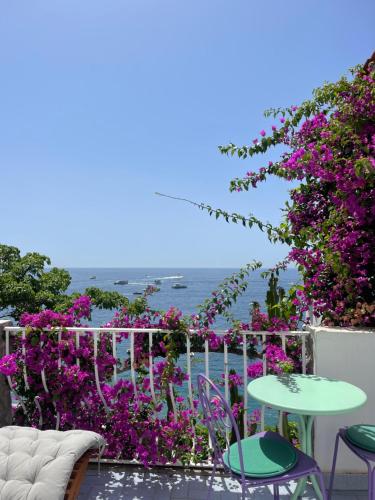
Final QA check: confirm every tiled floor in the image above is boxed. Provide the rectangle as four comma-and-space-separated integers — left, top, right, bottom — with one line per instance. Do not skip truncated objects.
78, 466, 367, 499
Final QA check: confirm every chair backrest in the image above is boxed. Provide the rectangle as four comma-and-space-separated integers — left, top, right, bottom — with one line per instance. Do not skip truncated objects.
197, 373, 245, 475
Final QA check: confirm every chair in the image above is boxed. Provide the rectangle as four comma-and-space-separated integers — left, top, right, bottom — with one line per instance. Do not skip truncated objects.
328, 425, 375, 500
0, 426, 105, 500
197, 374, 327, 500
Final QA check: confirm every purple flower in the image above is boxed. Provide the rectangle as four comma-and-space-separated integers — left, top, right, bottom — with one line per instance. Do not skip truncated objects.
0, 354, 17, 376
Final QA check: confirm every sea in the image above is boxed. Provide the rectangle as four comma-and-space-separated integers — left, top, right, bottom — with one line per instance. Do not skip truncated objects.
66, 267, 300, 328
66, 268, 300, 423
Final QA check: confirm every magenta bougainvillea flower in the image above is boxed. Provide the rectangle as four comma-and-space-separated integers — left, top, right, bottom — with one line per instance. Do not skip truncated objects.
0, 354, 17, 376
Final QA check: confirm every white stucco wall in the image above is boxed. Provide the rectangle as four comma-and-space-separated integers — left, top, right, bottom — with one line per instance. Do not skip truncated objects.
311, 326, 375, 473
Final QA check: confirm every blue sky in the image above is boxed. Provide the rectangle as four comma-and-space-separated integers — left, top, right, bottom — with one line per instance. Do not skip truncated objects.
1, 0, 374, 268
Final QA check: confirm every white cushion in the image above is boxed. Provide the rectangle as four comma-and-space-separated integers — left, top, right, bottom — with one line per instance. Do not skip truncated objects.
0, 426, 105, 500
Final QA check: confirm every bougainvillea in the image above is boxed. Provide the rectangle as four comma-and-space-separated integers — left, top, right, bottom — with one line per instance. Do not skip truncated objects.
218, 56, 375, 326
0, 281, 304, 465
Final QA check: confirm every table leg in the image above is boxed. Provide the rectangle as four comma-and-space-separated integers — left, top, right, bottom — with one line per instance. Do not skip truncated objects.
291, 415, 324, 500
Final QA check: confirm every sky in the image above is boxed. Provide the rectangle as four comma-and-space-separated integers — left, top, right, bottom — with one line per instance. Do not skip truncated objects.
0, 0, 374, 268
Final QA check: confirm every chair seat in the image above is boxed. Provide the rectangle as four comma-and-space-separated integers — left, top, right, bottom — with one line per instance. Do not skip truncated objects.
346, 424, 375, 453
223, 432, 298, 478
0, 426, 105, 500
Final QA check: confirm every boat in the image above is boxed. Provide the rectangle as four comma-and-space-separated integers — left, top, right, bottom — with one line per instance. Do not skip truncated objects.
159, 275, 184, 280
114, 280, 128, 285
133, 291, 142, 295
154, 279, 162, 285
89, 275, 96, 280
172, 283, 187, 289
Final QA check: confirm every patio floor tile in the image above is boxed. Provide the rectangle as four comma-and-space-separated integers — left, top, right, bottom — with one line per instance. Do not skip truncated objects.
78, 465, 366, 499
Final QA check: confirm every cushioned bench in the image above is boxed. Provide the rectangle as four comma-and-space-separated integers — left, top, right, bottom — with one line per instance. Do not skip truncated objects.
0, 426, 105, 500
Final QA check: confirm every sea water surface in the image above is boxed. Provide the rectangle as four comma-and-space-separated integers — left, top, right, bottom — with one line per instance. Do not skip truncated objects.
67, 267, 300, 327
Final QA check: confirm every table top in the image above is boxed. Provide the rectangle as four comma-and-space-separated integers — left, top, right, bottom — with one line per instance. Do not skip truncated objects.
247, 374, 367, 416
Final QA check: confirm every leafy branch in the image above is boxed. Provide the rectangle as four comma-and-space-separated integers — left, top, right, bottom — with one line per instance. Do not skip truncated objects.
194, 261, 262, 329
155, 192, 287, 243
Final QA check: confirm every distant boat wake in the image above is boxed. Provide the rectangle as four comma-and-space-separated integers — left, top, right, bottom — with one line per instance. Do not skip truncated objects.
158, 275, 184, 280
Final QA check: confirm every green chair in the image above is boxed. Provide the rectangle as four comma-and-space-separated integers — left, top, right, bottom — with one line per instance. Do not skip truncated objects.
329, 425, 375, 499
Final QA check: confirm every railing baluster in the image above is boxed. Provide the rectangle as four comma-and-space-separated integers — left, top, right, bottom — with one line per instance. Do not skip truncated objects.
260, 405, 265, 433
22, 330, 44, 425
75, 331, 80, 368
242, 332, 248, 438
262, 333, 267, 375
130, 331, 138, 398
55, 329, 63, 429
22, 330, 30, 391
93, 331, 109, 411
186, 335, 194, 411
281, 332, 286, 353
186, 334, 196, 450
5, 328, 28, 418
169, 382, 177, 421
223, 341, 230, 444
204, 338, 212, 449
223, 341, 229, 403
302, 333, 307, 375
204, 339, 209, 395
5, 328, 9, 356
148, 331, 157, 405
40, 340, 49, 395
5, 328, 12, 391
279, 331, 286, 436
57, 329, 62, 370
112, 331, 117, 383
261, 333, 267, 432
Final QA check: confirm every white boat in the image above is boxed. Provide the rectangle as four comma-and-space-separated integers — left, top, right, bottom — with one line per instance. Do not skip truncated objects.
159, 275, 184, 280
114, 280, 128, 285
154, 279, 162, 285
89, 275, 96, 280
172, 283, 187, 289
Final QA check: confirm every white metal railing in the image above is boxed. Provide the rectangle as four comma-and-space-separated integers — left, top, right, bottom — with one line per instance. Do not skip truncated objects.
4, 326, 311, 462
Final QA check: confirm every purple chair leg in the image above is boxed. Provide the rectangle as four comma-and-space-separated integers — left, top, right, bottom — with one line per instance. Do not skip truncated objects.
273, 484, 280, 499
328, 432, 341, 499
329, 430, 375, 500
207, 463, 217, 500
369, 464, 374, 500
316, 470, 328, 500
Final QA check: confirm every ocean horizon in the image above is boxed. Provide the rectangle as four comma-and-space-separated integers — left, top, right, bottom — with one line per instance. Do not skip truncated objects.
66, 267, 301, 327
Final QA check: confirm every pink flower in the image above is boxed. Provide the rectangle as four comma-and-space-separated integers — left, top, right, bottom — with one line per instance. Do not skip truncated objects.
0, 354, 17, 376
260, 130, 266, 137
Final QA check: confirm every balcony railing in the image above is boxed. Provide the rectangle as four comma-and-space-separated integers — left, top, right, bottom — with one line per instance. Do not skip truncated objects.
3, 326, 312, 459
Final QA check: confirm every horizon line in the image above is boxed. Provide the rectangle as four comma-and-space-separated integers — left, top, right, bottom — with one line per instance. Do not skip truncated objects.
52, 265, 298, 270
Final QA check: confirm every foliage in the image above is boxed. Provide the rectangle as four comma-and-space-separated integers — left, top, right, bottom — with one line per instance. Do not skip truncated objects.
1, 279, 305, 464
0, 244, 71, 320
0, 244, 130, 320
217, 56, 375, 326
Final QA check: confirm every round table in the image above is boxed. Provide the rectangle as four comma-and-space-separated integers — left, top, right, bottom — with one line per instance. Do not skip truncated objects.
247, 374, 367, 499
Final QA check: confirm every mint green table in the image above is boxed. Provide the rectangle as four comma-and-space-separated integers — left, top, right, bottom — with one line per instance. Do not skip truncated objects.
247, 374, 367, 499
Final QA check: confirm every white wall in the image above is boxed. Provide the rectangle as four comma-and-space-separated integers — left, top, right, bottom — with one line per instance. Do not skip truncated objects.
312, 326, 375, 473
